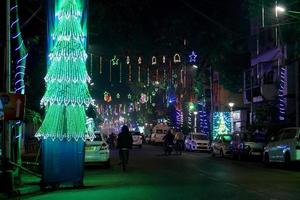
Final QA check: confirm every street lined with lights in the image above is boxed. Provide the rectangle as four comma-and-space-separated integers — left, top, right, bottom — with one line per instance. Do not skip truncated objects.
20, 145, 300, 200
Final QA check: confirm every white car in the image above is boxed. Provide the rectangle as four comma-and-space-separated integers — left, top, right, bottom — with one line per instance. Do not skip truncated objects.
264, 127, 300, 165
85, 131, 110, 167
132, 132, 143, 148
185, 133, 210, 151
211, 134, 233, 157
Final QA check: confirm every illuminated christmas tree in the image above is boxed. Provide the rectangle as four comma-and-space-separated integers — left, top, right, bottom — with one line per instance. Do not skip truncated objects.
36, 0, 92, 141
212, 112, 231, 139
217, 113, 230, 134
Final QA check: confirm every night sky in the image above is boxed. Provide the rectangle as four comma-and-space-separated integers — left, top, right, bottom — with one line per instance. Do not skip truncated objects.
1, 0, 250, 110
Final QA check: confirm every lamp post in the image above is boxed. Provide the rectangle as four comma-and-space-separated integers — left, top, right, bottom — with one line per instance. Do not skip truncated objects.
193, 111, 198, 133
228, 102, 235, 133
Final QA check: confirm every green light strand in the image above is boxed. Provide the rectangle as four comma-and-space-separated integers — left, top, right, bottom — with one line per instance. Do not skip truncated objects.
36, 0, 92, 141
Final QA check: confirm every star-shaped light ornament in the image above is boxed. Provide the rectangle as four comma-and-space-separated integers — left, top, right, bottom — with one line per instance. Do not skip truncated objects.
189, 51, 197, 63
111, 56, 119, 66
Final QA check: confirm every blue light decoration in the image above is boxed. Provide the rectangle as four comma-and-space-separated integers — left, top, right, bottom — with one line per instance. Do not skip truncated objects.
10, 1, 28, 94
175, 109, 182, 130
166, 86, 176, 107
188, 111, 192, 129
278, 66, 287, 121
189, 51, 197, 63
199, 110, 209, 135
212, 112, 231, 139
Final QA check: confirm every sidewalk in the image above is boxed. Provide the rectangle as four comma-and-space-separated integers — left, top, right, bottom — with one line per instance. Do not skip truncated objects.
0, 171, 41, 199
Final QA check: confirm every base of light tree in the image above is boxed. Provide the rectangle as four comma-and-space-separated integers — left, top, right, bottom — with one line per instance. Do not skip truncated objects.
40, 138, 84, 189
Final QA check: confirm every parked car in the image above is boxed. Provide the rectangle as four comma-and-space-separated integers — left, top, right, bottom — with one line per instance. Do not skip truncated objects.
132, 132, 143, 148
231, 131, 266, 160
211, 134, 233, 157
263, 127, 300, 165
151, 124, 170, 144
185, 133, 210, 151
85, 131, 110, 167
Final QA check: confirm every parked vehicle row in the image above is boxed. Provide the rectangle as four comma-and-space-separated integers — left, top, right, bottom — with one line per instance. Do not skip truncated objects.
210, 127, 300, 168
264, 127, 300, 165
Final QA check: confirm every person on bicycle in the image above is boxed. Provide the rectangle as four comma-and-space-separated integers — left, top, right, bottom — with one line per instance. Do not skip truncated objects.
117, 125, 133, 166
174, 131, 184, 155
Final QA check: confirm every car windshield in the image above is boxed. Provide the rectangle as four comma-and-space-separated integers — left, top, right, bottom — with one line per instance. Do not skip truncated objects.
94, 134, 103, 141
193, 135, 208, 140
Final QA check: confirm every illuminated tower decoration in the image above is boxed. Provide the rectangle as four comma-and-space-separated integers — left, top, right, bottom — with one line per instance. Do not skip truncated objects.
212, 112, 231, 139
37, 0, 91, 187
11, 0, 28, 94
278, 66, 287, 121
199, 110, 209, 135
36, 0, 92, 140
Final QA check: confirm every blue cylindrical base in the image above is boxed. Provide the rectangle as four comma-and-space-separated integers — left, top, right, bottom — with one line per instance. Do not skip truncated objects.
41, 138, 84, 187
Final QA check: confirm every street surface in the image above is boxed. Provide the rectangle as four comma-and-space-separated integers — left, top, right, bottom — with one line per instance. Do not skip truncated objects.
17, 145, 300, 200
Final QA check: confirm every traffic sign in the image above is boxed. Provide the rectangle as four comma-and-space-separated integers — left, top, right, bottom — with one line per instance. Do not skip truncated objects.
0, 93, 26, 120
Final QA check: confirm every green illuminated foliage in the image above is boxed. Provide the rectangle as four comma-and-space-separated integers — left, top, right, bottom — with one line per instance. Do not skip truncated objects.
36, 0, 92, 140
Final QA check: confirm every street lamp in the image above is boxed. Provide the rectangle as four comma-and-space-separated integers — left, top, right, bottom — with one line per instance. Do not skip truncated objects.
275, 5, 286, 13
228, 102, 235, 132
193, 111, 198, 133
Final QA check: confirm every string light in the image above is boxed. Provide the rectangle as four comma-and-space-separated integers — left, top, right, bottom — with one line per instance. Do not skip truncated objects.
11, 1, 27, 95
111, 55, 119, 66
99, 56, 102, 74
189, 51, 197, 63
152, 56, 157, 65
174, 53, 181, 63
278, 66, 287, 120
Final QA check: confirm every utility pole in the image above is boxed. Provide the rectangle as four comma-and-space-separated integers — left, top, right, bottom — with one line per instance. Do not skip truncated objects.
3, 0, 14, 193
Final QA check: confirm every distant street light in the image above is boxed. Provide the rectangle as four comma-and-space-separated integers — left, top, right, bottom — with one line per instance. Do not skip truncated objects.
275, 5, 286, 13
228, 102, 235, 132
193, 111, 198, 133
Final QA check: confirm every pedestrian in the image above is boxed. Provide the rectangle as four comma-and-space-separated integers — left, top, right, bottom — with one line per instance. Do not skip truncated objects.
117, 125, 133, 170
174, 131, 184, 155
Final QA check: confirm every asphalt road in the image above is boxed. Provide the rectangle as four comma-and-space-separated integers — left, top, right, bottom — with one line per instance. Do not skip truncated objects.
19, 144, 300, 200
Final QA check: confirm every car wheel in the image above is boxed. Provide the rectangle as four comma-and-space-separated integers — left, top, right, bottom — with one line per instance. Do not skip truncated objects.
284, 152, 291, 167
264, 153, 270, 167
220, 149, 224, 158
